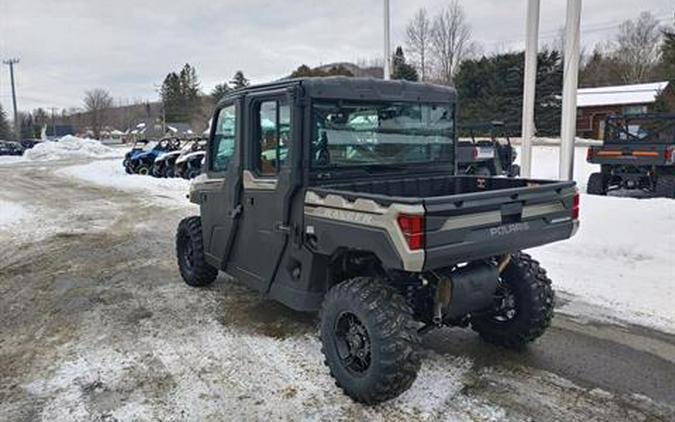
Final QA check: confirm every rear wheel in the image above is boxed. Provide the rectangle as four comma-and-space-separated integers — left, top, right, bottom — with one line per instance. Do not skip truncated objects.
655, 175, 675, 198
176, 216, 218, 287
320, 277, 420, 404
471, 252, 554, 349
587, 172, 607, 195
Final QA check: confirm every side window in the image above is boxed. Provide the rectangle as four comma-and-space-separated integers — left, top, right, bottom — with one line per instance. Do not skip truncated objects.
255, 100, 290, 176
210, 104, 237, 172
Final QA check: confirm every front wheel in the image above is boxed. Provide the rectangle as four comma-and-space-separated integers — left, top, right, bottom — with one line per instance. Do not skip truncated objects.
320, 277, 421, 404
471, 252, 554, 349
176, 216, 218, 287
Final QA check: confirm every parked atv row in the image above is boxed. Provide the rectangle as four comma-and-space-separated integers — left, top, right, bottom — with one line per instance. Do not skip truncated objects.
123, 137, 207, 179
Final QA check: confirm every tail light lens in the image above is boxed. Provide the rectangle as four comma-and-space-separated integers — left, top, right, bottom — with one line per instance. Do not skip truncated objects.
665, 147, 674, 163
397, 214, 425, 250
586, 147, 594, 161
572, 190, 580, 220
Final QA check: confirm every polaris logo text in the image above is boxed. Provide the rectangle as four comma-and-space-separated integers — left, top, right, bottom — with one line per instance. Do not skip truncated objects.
489, 222, 530, 237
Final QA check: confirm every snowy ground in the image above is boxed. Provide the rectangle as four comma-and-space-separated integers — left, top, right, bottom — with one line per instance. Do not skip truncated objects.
512, 146, 675, 333
1, 142, 674, 421
0, 200, 29, 229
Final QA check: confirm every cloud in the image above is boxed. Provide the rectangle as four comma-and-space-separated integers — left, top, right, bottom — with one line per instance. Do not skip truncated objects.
0, 0, 672, 112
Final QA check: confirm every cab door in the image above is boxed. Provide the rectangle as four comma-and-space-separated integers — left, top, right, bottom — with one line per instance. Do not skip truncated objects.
226, 92, 295, 293
200, 100, 243, 268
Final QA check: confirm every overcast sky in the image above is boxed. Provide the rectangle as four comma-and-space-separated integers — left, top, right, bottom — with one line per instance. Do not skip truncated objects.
0, 0, 673, 113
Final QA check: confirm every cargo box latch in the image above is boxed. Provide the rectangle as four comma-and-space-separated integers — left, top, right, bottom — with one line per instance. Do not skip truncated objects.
500, 202, 523, 224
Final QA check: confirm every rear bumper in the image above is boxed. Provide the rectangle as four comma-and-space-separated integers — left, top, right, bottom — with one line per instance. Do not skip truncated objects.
423, 218, 577, 271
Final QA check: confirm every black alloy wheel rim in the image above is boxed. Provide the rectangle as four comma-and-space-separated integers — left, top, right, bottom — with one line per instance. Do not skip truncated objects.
334, 312, 371, 374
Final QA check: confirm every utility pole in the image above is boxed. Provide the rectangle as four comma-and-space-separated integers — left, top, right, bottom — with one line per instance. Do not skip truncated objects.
3, 58, 20, 136
559, 0, 582, 181
520, 0, 540, 178
50, 107, 58, 139
383, 0, 391, 80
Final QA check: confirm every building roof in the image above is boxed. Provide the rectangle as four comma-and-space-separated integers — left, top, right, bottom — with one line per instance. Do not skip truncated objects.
577, 81, 669, 108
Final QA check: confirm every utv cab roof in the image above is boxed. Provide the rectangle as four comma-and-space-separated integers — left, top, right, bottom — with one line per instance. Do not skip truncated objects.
216, 77, 456, 106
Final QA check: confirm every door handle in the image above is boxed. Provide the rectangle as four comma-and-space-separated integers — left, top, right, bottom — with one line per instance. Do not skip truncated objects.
274, 223, 291, 234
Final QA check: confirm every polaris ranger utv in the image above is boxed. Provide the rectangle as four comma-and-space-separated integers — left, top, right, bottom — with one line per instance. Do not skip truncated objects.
175, 78, 579, 404
586, 113, 675, 197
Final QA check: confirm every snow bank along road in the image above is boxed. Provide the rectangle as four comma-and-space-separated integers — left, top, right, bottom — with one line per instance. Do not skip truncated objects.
1, 155, 674, 421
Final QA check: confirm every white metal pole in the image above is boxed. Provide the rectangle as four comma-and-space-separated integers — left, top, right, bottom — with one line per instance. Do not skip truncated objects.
520, 0, 540, 178
559, 0, 582, 180
384, 0, 391, 80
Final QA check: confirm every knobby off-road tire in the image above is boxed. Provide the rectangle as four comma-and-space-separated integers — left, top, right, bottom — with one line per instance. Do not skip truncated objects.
471, 252, 554, 349
320, 277, 421, 404
176, 216, 218, 287
164, 165, 175, 178
655, 175, 675, 198
587, 172, 607, 195
136, 165, 151, 176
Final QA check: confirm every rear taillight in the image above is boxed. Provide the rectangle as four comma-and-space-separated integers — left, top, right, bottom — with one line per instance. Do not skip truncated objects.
665, 147, 674, 163
586, 147, 594, 162
397, 214, 425, 251
572, 190, 580, 220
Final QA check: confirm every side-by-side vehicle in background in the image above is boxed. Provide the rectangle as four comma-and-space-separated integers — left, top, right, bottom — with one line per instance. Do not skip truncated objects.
586, 113, 675, 198
174, 78, 579, 404
123, 138, 181, 175
457, 121, 520, 177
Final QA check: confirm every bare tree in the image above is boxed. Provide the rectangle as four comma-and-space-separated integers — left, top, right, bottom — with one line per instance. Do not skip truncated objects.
83, 88, 113, 139
431, 1, 475, 86
613, 11, 662, 83
406, 8, 432, 81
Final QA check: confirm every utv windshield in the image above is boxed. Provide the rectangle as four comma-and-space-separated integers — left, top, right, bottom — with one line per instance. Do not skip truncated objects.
311, 101, 455, 169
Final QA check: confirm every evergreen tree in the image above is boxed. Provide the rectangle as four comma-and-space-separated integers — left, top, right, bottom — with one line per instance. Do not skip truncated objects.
661, 29, 675, 81
160, 72, 183, 122
230, 71, 250, 89
454, 50, 563, 136
0, 104, 11, 140
211, 83, 231, 101
160, 63, 202, 123
179, 63, 201, 119
391, 47, 419, 81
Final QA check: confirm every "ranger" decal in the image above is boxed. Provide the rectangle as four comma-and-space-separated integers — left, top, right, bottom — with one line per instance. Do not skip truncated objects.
316, 208, 375, 225
489, 222, 530, 237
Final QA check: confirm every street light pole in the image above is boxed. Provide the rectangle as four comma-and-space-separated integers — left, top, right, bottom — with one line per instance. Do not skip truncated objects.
559, 0, 582, 181
520, 0, 540, 178
3, 58, 20, 136
383, 0, 391, 80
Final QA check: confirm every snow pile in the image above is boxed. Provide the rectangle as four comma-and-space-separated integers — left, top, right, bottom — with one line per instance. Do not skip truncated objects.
0, 200, 29, 229
57, 159, 193, 207
24, 136, 122, 161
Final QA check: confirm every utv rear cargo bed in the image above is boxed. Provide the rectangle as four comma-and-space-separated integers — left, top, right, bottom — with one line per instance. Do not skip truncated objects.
308, 175, 578, 270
